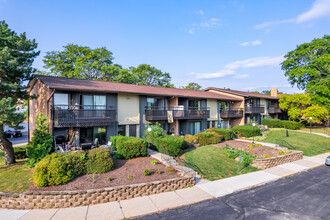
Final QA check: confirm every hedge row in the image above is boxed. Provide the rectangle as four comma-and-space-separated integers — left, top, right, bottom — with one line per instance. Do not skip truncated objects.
33, 148, 113, 187
152, 135, 187, 157
194, 131, 223, 146
262, 118, 302, 130
232, 125, 261, 138
210, 128, 236, 140
110, 136, 147, 159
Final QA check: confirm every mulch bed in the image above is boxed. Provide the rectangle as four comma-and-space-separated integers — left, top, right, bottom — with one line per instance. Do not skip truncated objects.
29, 157, 180, 192
214, 140, 289, 158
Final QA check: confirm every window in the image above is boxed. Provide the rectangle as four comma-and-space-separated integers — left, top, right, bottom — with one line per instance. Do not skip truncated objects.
188, 100, 201, 109
189, 121, 201, 135
54, 93, 69, 109
221, 102, 229, 111
82, 95, 106, 109
118, 125, 126, 136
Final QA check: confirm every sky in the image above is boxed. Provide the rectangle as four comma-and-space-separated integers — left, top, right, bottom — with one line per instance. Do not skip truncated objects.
1, 0, 330, 94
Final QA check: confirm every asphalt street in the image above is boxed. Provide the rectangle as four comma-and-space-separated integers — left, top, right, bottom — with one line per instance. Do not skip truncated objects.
8, 135, 28, 146
137, 165, 330, 220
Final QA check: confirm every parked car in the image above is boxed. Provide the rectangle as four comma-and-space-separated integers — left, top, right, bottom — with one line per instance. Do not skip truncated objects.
326, 156, 330, 166
4, 130, 23, 138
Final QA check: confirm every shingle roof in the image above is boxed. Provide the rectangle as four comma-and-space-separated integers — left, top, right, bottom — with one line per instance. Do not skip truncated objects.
31, 75, 242, 101
205, 87, 279, 100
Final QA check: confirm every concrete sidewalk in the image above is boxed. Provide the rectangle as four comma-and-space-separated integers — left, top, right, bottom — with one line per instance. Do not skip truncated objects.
1, 152, 328, 220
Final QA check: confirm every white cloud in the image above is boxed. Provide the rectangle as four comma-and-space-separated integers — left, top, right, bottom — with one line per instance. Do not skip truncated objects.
240, 40, 262, 47
187, 17, 221, 34
190, 55, 284, 79
197, 10, 204, 15
188, 28, 195, 35
254, 0, 330, 29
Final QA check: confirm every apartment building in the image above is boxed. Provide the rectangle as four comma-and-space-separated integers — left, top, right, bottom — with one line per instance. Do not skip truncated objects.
205, 87, 282, 124
28, 75, 244, 147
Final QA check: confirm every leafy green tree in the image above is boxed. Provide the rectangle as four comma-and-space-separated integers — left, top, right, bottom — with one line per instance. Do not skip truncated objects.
130, 64, 173, 87
42, 44, 115, 80
281, 35, 330, 111
0, 21, 39, 165
278, 94, 311, 121
26, 113, 53, 167
182, 82, 202, 90
301, 104, 329, 124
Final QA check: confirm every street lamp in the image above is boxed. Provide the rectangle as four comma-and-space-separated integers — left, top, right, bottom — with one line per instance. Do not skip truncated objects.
147, 127, 152, 149
252, 123, 256, 144
309, 117, 312, 134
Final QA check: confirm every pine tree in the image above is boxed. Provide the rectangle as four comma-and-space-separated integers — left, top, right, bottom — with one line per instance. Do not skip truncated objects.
0, 21, 39, 165
26, 113, 53, 167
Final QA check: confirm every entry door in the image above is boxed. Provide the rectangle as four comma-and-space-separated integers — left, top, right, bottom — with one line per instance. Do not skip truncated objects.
129, 125, 137, 137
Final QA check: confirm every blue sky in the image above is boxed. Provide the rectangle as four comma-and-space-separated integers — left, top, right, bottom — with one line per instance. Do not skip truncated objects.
1, 0, 330, 93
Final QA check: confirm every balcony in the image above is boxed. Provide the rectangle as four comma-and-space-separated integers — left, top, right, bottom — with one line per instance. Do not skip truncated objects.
245, 105, 265, 114
268, 105, 282, 114
220, 108, 243, 119
53, 105, 117, 128
145, 106, 210, 121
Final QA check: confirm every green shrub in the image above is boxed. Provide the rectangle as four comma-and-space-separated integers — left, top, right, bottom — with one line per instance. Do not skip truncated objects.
85, 148, 114, 174
210, 128, 236, 140
14, 146, 28, 159
153, 135, 187, 157
33, 152, 86, 187
144, 122, 166, 143
282, 120, 302, 130
232, 125, 261, 138
150, 160, 157, 165
278, 150, 286, 155
225, 145, 257, 166
26, 113, 53, 168
261, 118, 282, 128
182, 134, 196, 144
264, 154, 270, 158
127, 175, 133, 179
107, 177, 112, 181
115, 136, 148, 159
143, 169, 151, 176
194, 132, 223, 146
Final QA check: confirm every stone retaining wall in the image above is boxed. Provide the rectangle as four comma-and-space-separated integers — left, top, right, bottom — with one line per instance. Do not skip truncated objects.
252, 151, 303, 169
0, 177, 194, 210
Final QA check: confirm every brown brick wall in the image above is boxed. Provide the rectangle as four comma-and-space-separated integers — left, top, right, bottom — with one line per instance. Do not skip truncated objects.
0, 177, 194, 210
29, 80, 54, 141
252, 151, 303, 169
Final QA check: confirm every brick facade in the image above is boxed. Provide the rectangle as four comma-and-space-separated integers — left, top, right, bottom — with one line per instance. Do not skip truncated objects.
252, 151, 303, 169
0, 177, 194, 210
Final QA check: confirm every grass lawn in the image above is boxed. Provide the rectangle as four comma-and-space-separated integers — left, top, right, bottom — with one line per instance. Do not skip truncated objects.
300, 127, 330, 135
0, 150, 33, 193
182, 145, 259, 181
262, 129, 330, 156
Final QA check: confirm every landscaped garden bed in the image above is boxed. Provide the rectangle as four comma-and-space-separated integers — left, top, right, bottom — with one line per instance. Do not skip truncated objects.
29, 157, 180, 191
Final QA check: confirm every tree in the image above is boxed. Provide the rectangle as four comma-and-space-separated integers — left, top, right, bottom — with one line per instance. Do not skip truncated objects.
0, 21, 39, 165
278, 93, 311, 121
182, 82, 202, 90
26, 113, 53, 167
281, 35, 330, 111
129, 64, 173, 87
301, 104, 329, 124
42, 44, 115, 80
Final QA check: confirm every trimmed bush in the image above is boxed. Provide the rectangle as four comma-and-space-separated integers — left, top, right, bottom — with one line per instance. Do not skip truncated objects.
182, 134, 196, 144
232, 125, 261, 138
261, 118, 282, 128
33, 152, 86, 187
115, 136, 148, 159
86, 148, 114, 174
210, 128, 236, 140
153, 135, 187, 157
282, 120, 302, 130
14, 147, 28, 159
194, 131, 223, 146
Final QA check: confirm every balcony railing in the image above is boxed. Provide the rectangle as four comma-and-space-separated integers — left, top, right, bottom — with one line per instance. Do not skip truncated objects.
53, 105, 117, 128
145, 106, 210, 121
268, 105, 282, 114
220, 108, 243, 119
245, 105, 265, 114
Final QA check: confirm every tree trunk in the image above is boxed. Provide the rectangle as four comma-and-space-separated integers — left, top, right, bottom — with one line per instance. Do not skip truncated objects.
0, 125, 16, 165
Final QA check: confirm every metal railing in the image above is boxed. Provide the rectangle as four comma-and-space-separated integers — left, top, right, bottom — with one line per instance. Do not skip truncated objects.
145, 106, 210, 121
268, 105, 282, 114
220, 108, 243, 119
275, 139, 296, 150
177, 157, 204, 176
53, 105, 117, 127
245, 105, 265, 114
